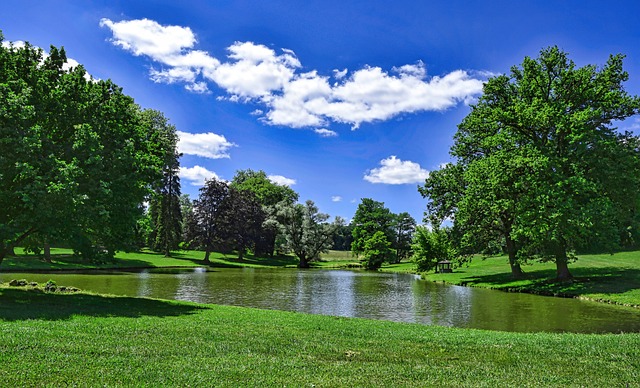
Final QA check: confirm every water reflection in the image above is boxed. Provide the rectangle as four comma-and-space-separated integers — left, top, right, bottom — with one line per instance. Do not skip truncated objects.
2, 268, 640, 334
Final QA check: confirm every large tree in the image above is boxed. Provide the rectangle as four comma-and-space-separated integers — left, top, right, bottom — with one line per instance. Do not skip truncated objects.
192, 178, 230, 263
230, 169, 298, 257
423, 46, 640, 280
390, 212, 417, 263
278, 200, 340, 268
144, 110, 182, 257
350, 198, 394, 258
0, 37, 167, 264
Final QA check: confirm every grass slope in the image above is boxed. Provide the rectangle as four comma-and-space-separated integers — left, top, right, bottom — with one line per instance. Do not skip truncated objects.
1, 286, 639, 387
428, 251, 640, 307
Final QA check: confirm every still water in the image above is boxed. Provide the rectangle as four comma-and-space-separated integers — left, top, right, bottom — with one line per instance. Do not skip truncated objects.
3, 268, 640, 333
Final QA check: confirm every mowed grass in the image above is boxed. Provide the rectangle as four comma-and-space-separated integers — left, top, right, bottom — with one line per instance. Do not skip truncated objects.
1, 286, 639, 387
0, 247, 300, 271
428, 251, 640, 307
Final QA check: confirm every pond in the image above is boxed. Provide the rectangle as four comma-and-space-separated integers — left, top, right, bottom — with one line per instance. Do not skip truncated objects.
3, 267, 640, 334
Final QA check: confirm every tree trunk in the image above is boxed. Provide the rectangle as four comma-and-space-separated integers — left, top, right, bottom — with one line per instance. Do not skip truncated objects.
7, 246, 16, 256
203, 249, 211, 264
505, 237, 523, 279
555, 255, 573, 280
43, 241, 51, 263
298, 255, 310, 268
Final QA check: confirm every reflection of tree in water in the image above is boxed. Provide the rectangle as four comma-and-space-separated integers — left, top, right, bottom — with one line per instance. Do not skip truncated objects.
293, 270, 355, 317
175, 268, 210, 304
411, 281, 473, 327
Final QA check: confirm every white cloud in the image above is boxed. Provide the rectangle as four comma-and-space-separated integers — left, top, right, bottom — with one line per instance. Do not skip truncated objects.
205, 41, 300, 98
102, 18, 486, 131
364, 156, 430, 184
268, 175, 296, 186
314, 128, 338, 137
179, 165, 220, 186
177, 131, 236, 159
331, 196, 343, 202
100, 18, 197, 59
333, 68, 348, 79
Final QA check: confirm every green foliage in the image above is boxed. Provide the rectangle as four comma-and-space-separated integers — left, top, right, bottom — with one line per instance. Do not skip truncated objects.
278, 200, 340, 268
412, 227, 457, 272
421, 46, 640, 280
230, 169, 299, 257
0, 36, 168, 263
351, 198, 394, 257
361, 231, 393, 270
143, 110, 182, 257
390, 212, 416, 263
192, 178, 266, 261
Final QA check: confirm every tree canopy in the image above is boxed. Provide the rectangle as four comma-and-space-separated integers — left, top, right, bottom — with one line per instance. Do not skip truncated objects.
0, 37, 168, 263
421, 46, 640, 279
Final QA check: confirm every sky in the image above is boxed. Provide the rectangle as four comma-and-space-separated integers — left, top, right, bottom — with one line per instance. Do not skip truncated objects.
2, 0, 640, 223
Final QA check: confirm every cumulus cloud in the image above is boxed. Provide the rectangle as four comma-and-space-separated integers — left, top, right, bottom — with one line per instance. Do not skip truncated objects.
179, 165, 220, 186
364, 156, 430, 184
268, 175, 296, 186
101, 18, 486, 131
177, 131, 236, 159
314, 128, 338, 137
331, 196, 343, 202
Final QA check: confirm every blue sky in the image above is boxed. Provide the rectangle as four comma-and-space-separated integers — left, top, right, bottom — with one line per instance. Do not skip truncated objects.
2, 1, 640, 223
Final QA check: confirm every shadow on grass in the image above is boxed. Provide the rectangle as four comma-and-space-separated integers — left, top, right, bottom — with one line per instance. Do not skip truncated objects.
0, 287, 208, 321
170, 252, 299, 268
0, 255, 161, 272
459, 267, 640, 297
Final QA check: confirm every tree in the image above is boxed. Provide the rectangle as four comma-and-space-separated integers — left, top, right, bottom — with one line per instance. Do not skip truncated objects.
230, 169, 298, 257
278, 200, 340, 268
351, 198, 394, 257
192, 178, 230, 263
412, 226, 457, 272
390, 212, 416, 263
424, 46, 640, 280
0, 36, 167, 264
220, 187, 265, 260
362, 231, 393, 270
143, 110, 182, 257
179, 194, 198, 249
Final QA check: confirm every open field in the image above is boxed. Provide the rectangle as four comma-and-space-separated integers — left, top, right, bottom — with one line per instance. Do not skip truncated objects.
1, 285, 639, 387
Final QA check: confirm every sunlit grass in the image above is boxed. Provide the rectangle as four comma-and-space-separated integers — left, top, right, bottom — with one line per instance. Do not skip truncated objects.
1, 286, 639, 386
427, 251, 640, 307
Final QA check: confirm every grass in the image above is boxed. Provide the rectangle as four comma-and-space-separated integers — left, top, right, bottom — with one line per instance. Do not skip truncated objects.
427, 251, 640, 307
0, 247, 301, 271
1, 284, 639, 387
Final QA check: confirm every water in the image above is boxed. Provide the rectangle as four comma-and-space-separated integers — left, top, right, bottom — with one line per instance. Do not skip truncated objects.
2, 268, 640, 333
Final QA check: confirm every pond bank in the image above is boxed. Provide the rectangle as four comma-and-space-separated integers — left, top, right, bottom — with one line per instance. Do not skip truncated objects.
424, 252, 640, 309
2, 248, 639, 308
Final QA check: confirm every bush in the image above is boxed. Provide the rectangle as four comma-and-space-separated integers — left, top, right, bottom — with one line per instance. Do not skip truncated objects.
361, 231, 393, 270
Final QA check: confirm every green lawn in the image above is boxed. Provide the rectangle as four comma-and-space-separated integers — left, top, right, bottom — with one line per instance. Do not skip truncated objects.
427, 251, 640, 307
0, 247, 301, 271
1, 285, 639, 387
